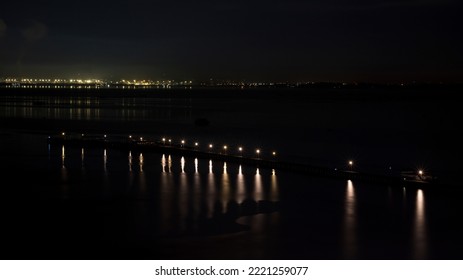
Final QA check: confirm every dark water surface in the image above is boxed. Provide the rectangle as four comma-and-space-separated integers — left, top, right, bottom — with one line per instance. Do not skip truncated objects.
1, 88, 462, 259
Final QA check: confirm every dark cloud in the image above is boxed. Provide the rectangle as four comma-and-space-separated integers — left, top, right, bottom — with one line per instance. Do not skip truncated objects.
21, 20, 48, 42
0, 19, 6, 37
0, 0, 461, 82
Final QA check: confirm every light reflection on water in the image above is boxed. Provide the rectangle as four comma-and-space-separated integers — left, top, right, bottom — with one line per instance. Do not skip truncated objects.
270, 169, 279, 201
81, 148, 85, 169
207, 160, 216, 218
343, 180, 356, 258
60, 145, 68, 198
44, 145, 434, 258
0, 95, 192, 121
254, 168, 263, 201
103, 149, 107, 172
138, 153, 146, 194
236, 165, 246, 203
61, 145, 65, 168
413, 189, 427, 259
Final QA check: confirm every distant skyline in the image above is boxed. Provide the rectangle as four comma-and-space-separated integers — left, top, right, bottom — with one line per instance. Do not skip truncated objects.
1, 0, 462, 83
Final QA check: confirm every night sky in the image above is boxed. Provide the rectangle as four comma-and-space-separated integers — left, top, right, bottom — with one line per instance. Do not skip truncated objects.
1, 0, 462, 82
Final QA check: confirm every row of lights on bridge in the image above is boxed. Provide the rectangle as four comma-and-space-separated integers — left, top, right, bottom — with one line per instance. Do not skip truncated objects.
155, 137, 276, 157
60, 132, 425, 176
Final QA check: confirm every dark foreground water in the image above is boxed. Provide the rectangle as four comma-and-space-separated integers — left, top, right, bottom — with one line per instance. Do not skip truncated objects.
0, 88, 462, 259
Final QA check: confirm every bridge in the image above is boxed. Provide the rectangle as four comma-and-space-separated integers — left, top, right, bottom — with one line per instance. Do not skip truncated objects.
48, 133, 436, 188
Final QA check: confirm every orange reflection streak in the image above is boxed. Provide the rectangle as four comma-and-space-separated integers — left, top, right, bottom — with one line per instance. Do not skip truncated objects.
103, 149, 107, 173
181, 156, 185, 173
254, 168, 263, 201
270, 169, 279, 201
236, 165, 246, 204
343, 180, 357, 259
161, 154, 166, 173
81, 148, 85, 168
61, 145, 65, 168
139, 153, 144, 173
413, 189, 427, 259
207, 160, 215, 218
221, 162, 230, 211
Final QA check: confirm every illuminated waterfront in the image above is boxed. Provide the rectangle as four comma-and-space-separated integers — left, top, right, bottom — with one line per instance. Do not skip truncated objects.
0, 89, 462, 259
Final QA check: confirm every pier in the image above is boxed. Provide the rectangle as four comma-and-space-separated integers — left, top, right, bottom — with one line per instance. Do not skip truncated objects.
48, 133, 436, 188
